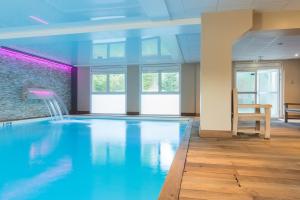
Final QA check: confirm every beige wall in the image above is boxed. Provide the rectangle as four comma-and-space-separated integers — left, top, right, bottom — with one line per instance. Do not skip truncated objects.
181, 63, 200, 114
77, 67, 90, 112
283, 59, 300, 104
195, 63, 200, 115
76, 64, 200, 114
200, 10, 253, 131
127, 65, 140, 113
253, 10, 300, 31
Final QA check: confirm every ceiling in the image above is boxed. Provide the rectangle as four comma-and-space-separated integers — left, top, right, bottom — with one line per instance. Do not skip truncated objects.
234, 29, 300, 61
0, 0, 300, 66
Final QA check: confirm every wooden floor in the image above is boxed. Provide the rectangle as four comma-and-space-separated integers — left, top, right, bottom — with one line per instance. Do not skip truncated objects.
179, 121, 300, 200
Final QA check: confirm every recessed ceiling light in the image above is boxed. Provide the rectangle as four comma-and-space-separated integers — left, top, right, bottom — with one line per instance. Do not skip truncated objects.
295, 53, 299, 57
29, 16, 49, 25
90, 16, 126, 21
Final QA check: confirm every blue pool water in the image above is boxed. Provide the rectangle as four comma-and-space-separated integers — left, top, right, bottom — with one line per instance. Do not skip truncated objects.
0, 117, 188, 200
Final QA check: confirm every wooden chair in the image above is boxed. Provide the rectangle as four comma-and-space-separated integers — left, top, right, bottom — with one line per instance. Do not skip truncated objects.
232, 88, 272, 139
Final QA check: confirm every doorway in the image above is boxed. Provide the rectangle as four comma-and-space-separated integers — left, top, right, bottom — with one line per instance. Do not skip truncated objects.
235, 63, 282, 118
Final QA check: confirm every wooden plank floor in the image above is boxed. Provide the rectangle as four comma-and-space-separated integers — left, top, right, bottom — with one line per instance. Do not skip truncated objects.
179, 121, 300, 200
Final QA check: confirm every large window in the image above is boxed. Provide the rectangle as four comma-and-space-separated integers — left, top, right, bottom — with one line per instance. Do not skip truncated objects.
91, 67, 126, 114
141, 37, 171, 57
140, 66, 180, 115
93, 42, 125, 60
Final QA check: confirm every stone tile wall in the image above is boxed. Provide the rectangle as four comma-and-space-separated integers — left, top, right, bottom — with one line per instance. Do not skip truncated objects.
0, 54, 71, 121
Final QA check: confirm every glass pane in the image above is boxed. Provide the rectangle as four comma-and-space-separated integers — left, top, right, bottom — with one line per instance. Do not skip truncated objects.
142, 73, 159, 92
258, 93, 278, 117
257, 69, 280, 117
141, 94, 180, 115
92, 74, 107, 93
161, 72, 179, 92
109, 74, 125, 93
258, 69, 279, 93
110, 43, 125, 58
92, 94, 126, 114
236, 71, 256, 92
142, 38, 158, 56
93, 44, 108, 59
161, 38, 171, 56
238, 94, 255, 113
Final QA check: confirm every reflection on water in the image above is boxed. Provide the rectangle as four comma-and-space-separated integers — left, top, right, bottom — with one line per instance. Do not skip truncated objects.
140, 122, 180, 171
30, 125, 62, 160
0, 158, 72, 200
90, 120, 126, 165
0, 118, 187, 200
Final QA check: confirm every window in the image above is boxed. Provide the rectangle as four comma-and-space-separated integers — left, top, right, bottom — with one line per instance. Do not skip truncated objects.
161, 72, 179, 92
235, 65, 282, 118
92, 74, 107, 93
141, 66, 180, 115
109, 43, 125, 58
91, 68, 126, 114
142, 38, 159, 56
109, 73, 125, 92
93, 44, 108, 59
161, 43, 171, 56
142, 72, 159, 92
141, 37, 171, 57
93, 42, 125, 60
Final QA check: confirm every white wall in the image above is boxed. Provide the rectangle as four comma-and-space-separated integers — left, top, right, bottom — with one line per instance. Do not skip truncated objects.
181, 63, 199, 115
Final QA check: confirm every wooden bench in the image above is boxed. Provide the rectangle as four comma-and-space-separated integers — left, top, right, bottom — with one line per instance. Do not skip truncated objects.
232, 88, 272, 139
284, 103, 300, 123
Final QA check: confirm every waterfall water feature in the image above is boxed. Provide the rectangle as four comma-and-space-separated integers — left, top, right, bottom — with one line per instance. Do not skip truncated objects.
25, 88, 69, 120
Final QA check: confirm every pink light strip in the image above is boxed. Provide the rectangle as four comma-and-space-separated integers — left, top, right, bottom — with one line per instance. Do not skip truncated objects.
30, 90, 55, 97
29, 16, 49, 25
0, 47, 72, 72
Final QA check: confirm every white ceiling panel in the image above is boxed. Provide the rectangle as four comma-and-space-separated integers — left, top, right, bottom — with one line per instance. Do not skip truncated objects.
138, 0, 170, 20
182, 0, 218, 16
218, 0, 253, 11
234, 30, 300, 61
177, 34, 200, 63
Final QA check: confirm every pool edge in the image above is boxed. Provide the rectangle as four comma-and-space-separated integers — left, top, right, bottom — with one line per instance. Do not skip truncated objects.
158, 118, 194, 200
0, 115, 191, 127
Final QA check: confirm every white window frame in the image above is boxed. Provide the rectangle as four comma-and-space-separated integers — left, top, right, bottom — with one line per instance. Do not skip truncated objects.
92, 43, 108, 60
139, 64, 181, 115
141, 37, 161, 57
90, 67, 127, 114
92, 41, 126, 60
234, 62, 283, 118
108, 42, 126, 59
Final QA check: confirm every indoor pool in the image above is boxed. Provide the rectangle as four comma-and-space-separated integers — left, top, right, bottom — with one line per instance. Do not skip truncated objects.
0, 117, 189, 200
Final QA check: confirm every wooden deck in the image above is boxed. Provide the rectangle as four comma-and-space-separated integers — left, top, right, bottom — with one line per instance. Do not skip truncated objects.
179, 121, 300, 200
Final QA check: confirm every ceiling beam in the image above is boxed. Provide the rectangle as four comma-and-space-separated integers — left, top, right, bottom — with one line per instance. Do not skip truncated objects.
0, 18, 201, 40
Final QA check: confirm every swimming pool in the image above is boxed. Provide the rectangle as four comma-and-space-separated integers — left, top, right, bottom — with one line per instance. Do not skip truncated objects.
0, 117, 190, 200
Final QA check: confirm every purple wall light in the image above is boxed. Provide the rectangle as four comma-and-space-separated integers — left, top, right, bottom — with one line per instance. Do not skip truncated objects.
0, 47, 73, 72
